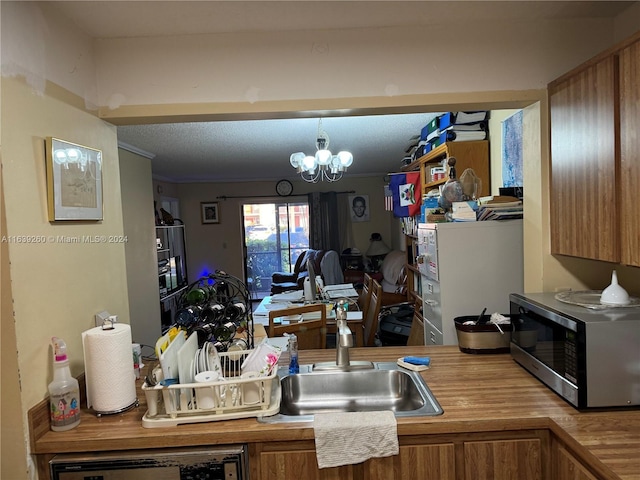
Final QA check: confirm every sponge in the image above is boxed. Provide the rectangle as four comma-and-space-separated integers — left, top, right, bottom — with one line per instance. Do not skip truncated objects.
397, 356, 431, 371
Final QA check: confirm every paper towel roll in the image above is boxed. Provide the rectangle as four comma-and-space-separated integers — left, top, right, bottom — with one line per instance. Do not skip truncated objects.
82, 323, 137, 413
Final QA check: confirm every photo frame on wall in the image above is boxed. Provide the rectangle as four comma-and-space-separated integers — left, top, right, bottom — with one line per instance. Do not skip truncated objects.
201, 202, 220, 224
348, 194, 370, 222
45, 137, 103, 221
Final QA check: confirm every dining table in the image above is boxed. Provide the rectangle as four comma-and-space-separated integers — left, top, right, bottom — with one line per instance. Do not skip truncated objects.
253, 296, 365, 347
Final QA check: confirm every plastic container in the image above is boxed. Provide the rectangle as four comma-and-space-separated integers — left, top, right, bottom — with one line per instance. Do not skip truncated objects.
288, 334, 299, 374
48, 337, 81, 431
454, 316, 512, 354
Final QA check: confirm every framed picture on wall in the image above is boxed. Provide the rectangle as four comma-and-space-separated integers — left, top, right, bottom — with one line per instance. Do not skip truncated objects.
201, 202, 220, 224
45, 137, 103, 221
349, 194, 370, 222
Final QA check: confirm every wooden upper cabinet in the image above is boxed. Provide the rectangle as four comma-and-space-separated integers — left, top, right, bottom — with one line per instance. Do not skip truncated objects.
549, 56, 618, 262
549, 32, 640, 266
619, 39, 640, 267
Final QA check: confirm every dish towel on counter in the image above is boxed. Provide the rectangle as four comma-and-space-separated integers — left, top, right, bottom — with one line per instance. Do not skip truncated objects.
313, 410, 399, 468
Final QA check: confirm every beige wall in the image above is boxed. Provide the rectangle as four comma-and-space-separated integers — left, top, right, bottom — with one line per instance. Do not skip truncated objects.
1, 76, 130, 478
1, 164, 29, 480
119, 149, 161, 348
95, 19, 618, 113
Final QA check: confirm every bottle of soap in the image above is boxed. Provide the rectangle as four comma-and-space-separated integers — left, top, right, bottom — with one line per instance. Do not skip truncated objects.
48, 337, 81, 431
288, 333, 299, 374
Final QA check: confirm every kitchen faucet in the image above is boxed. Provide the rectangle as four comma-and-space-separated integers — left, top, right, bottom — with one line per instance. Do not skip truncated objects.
335, 315, 352, 368
313, 299, 373, 372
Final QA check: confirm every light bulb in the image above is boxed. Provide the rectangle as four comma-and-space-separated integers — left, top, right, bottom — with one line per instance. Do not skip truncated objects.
337, 151, 353, 167
302, 155, 316, 172
290, 152, 305, 168
315, 149, 332, 166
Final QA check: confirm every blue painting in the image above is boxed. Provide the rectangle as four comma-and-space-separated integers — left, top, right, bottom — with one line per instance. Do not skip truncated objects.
502, 110, 523, 187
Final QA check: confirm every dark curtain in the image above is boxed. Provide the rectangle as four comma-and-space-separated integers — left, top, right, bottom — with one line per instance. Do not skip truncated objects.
308, 191, 341, 252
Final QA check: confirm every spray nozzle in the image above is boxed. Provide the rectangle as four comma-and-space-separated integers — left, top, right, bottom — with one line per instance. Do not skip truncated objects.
52, 337, 68, 362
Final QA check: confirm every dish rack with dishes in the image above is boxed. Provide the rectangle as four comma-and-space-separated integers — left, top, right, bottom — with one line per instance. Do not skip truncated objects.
142, 349, 280, 428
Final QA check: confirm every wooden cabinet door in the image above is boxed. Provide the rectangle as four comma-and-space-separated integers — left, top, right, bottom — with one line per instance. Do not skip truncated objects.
549, 56, 618, 262
619, 38, 640, 267
365, 443, 455, 480
463, 438, 543, 480
252, 441, 358, 480
256, 448, 356, 480
555, 445, 599, 480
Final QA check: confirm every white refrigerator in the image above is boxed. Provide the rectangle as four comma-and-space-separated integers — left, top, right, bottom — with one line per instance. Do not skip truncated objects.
417, 220, 524, 345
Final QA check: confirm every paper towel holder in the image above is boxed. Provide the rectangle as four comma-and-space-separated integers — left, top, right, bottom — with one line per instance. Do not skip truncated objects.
83, 322, 139, 417
94, 311, 117, 330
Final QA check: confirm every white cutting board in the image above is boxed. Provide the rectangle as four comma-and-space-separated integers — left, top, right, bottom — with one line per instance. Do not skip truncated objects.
159, 330, 186, 380
177, 332, 198, 385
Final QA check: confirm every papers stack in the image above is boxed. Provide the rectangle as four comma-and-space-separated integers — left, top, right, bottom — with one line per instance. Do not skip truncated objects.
270, 290, 304, 303
476, 196, 523, 221
451, 201, 477, 222
322, 283, 359, 299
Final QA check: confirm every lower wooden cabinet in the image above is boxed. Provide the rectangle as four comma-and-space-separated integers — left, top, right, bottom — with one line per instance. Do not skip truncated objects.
463, 437, 544, 480
250, 431, 548, 480
551, 435, 602, 480
555, 446, 599, 480
365, 443, 455, 480
251, 442, 358, 480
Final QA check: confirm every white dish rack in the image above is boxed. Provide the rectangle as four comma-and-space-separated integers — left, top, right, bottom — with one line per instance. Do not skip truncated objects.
142, 349, 280, 428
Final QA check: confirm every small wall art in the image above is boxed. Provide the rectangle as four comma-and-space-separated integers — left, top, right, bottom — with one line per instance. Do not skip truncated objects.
45, 137, 103, 221
201, 202, 220, 224
349, 194, 369, 222
501, 110, 524, 188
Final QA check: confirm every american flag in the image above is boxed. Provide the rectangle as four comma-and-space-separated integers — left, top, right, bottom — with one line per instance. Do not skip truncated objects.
384, 184, 393, 211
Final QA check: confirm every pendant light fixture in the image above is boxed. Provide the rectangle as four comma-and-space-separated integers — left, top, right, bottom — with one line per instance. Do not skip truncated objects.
289, 119, 354, 183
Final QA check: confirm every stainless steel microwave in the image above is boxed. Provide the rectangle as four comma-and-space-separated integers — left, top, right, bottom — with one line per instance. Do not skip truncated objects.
509, 293, 640, 409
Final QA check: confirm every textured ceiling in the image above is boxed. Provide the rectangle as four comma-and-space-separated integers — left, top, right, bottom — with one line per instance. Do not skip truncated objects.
117, 113, 441, 183
47, 1, 636, 183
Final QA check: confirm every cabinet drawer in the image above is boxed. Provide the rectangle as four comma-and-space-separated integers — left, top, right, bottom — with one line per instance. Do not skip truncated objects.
422, 280, 442, 332
424, 318, 443, 345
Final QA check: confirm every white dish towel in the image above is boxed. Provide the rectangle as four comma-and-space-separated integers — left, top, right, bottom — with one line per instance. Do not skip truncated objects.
313, 410, 399, 469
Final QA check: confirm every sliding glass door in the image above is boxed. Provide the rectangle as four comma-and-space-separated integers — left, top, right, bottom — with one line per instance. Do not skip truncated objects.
243, 201, 309, 299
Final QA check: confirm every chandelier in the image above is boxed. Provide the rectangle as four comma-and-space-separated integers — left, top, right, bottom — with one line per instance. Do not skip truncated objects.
289, 119, 354, 183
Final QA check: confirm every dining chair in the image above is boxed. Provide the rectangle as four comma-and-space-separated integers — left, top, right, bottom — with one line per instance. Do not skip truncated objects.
363, 279, 383, 347
268, 303, 327, 349
358, 273, 373, 319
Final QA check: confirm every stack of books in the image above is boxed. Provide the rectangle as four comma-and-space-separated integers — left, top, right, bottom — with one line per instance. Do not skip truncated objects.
476, 196, 523, 221
405, 111, 491, 163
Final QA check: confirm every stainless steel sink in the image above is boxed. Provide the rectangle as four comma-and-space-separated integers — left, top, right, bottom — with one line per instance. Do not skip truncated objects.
258, 362, 443, 423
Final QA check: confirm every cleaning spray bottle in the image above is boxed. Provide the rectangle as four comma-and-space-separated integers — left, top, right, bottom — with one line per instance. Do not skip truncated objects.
48, 337, 81, 431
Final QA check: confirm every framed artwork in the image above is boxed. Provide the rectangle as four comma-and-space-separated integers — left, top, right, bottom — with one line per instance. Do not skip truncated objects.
349, 194, 370, 222
201, 202, 220, 224
45, 137, 103, 221
501, 110, 524, 187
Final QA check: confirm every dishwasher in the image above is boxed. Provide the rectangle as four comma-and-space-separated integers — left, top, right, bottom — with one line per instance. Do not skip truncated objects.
49, 445, 248, 480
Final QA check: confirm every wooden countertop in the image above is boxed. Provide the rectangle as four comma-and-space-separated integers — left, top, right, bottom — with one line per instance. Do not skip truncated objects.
31, 346, 640, 479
